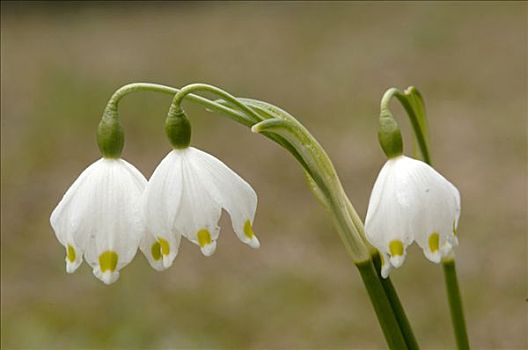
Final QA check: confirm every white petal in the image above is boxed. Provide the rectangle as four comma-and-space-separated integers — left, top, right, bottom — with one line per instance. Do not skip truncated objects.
142, 151, 185, 266
187, 147, 259, 248
144, 149, 222, 257
93, 268, 119, 285
380, 252, 392, 279
51, 158, 147, 284
200, 240, 217, 256
365, 155, 461, 273
409, 160, 461, 263
139, 231, 181, 271
143, 151, 183, 239
174, 149, 222, 255
365, 156, 416, 266
51, 159, 103, 272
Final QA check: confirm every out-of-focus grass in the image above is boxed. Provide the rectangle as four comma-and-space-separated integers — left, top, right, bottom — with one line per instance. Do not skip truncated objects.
1, 2, 526, 349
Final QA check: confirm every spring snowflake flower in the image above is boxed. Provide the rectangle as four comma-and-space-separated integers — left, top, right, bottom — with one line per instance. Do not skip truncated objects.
50, 158, 147, 284
365, 155, 461, 278
142, 147, 259, 268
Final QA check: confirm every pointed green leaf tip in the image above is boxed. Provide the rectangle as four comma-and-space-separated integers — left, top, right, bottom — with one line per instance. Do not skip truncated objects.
378, 111, 403, 159
165, 107, 191, 149
97, 107, 124, 159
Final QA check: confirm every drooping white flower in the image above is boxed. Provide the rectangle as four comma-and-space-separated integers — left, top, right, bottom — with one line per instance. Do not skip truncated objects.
50, 158, 147, 284
142, 147, 259, 268
365, 155, 461, 278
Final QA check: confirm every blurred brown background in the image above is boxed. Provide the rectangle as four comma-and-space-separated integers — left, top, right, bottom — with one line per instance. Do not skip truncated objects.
1, 2, 526, 349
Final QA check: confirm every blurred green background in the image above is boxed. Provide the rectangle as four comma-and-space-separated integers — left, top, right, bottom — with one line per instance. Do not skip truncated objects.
1, 2, 526, 349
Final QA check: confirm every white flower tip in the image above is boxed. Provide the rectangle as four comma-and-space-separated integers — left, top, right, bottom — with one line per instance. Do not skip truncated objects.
161, 253, 176, 269
424, 250, 442, 264
93, 268, 120, 285
65, 259, 81, 274
200, 241, 217, 256
387, 240, 406, 268
389, 254, 405, 268
241, 220, 260, 249
148, 259, 168, 271
246, 235, 260, 249
379, 253, 392, 278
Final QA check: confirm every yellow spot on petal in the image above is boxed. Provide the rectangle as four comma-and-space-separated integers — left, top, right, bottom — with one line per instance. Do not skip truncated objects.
379, 253, 385, 265
99, 251, 118, 272
197, 229, 212, 247
151, 241, 162, 261
389, 240, 404, 257
243, 220, 254, 239
452, 221, 458, 236
66, 244, 76, 263
429, 232, 440, 253
158, 238, 170, 256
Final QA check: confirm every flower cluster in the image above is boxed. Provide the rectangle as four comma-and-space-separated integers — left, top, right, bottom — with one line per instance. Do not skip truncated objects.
51, 147, 259, 284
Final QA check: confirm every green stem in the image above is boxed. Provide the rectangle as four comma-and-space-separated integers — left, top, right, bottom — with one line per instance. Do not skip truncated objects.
105, 82, 252, 126
372, 253, 420, 350
168, 83, 263, 125
443, 259, 470, 350
356, 259, 409, 350
380, 88, 431, 164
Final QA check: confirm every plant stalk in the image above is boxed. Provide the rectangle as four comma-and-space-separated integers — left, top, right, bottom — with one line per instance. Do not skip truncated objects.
356, 259, 409, 350
443, 259, 470, 350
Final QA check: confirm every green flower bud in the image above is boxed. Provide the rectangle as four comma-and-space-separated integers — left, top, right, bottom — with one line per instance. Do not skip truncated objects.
96, 107, 124, 159
165, 106, 191, 149
378, 111, 403, 159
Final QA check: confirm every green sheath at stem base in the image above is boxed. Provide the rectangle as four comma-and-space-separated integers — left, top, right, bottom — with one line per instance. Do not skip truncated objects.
356, 259, 408, 350
372, 253, 420, 350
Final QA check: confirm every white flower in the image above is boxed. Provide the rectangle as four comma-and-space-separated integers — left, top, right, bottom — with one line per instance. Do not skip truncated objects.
142, 147, 259, 268
365, 155, 461, 278
50, 158, 147, 284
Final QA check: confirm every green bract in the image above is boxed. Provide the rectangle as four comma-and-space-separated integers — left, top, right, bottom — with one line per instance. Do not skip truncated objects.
378, 111, 403, 159
165, 106, 192, 149
96, 107, 124, 159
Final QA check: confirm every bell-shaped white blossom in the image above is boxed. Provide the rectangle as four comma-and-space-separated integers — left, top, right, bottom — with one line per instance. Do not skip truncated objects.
142, 147, 259, 268
365, 155, 461, 278
50, 158, 147, 284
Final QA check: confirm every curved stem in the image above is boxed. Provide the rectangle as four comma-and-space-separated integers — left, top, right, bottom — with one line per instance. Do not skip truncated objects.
105, 82, 251, 126
168, 83, 263, 125
380, 88, 431, 164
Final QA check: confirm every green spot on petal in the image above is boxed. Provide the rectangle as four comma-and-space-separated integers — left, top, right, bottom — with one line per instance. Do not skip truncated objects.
67, 244, 76, 263
429, 232, 440, 253
158, 238, 170, 256
389, 240, 404, 256
99, 251, 118, 272
151, 241, 162, 261
197, 229, 212, 247
243, 220, 254, 239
